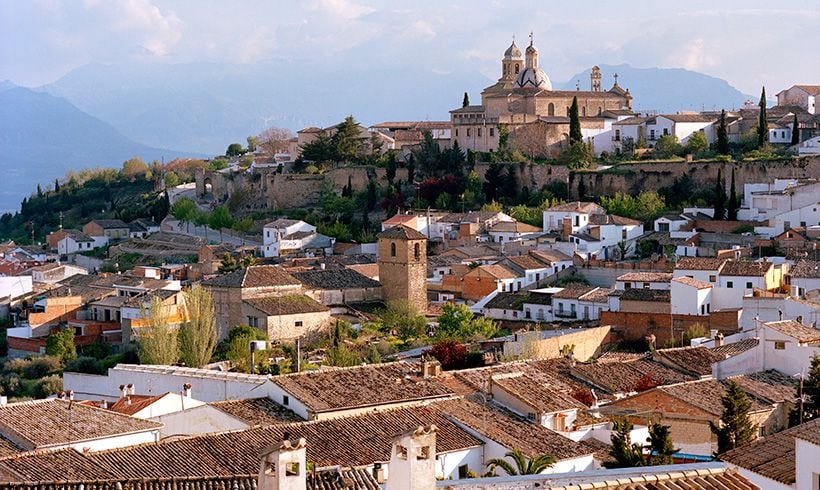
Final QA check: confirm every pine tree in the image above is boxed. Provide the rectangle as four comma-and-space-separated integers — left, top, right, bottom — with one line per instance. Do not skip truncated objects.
482, 162, 504, 202
462, 92, 470, 108
717, 109, 730, 155
727, 167, 739, 221
605, 418, 645, 468
757, 87, 768, 147
713, 168, 726, 220
648, 422, 677, 465
569, 96, 582, 144
790, 355, 820, 426
332, 115, 363, 163
710, 380, 756, 455
791, 113, 800, 146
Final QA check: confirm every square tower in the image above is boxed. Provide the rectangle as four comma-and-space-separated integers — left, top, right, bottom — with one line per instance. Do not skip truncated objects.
377, 225, 428, 314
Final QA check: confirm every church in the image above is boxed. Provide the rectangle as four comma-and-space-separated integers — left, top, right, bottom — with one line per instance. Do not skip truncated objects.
450, 34, 633, 156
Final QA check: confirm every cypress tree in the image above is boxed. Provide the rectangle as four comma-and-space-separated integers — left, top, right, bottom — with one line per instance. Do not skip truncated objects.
386, 152, 397, 184
54, 179, 60, 193
791, 113, 800, 146
727, 167, 739, 221
710, 380, 756, 455
757, 87, 768, 147
713, 168, 726, 220
577, 177, 587, 201
648, 422, 677, 465
605, 418, 645, 468
462, 92, 470, 108
717, 109, 729, 155
569, 96, 582, 144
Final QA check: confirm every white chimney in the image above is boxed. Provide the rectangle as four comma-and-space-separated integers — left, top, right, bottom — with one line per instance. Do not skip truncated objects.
258, 435, 307, 490
183, 383, 192, 398
100, 399, 108, 409
0, 396, 7, 407
714, 332, 724, 348
386, 425, 437, 490
127, 383, 135, 396
119, 384, 128, 398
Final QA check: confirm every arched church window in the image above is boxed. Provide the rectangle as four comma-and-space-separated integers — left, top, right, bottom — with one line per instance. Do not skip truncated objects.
582, 106, 587, 117
390, 242, 396, 257
414, 243, 421, 260
548, 103, 555, 116
515, 64, 519, 74
598, 106, 602, 115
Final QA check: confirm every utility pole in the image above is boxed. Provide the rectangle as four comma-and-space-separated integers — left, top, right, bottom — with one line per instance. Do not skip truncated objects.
296, 337, 301, 372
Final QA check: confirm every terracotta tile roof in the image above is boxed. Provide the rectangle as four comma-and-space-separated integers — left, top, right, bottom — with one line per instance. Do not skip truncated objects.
571, 359, 695, 394
472, 264, 517, 280
764, 319, 820, 344
544, 201, 606, 214
504, 254, 550, 271
377, 224, 426, 240
659, 113, 717, 123
202, 265, 301, 288
790, 259, 820, 278
543, 466, 756, 489
710, 338, 759, 358
553, 286, 596, 300
0, 449, 117, 481
616, 272, 673, 283
794, 84, 820, 95
108, 394, 165, 416
618, 288, 670, 302
720, 260, 773, 277
491, 373, 585, 413
293, 269, 381, 290
529, 249, 572, 263
722, 418, 820, 484
671, 276, 714, 289
88, 219, 128, 230
0, 399, 162, 450
80, 406, 480, 478
588, 214, 642, 226
0, 437, 22, 458
345, 263, 379, 279
455, 359, 585, 396
273, 363, 454, 413
581, 288, 615, 303
487, 221, 541, 233
653, 346, 725, 376
243, 295, 329, 316
675, 257, 726, 271
434, 396, 592, 461
210, 397, 302, 426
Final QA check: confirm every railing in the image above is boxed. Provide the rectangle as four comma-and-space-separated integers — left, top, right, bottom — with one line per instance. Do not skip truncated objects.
554, 311, 577, 319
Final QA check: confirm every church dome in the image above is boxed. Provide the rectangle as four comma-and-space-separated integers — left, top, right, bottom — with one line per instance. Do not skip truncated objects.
515, 67, 552, 90
526, 43, 538, 55
504, 41, 522, 60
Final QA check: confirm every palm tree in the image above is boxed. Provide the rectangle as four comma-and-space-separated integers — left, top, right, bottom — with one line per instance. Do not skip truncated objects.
485, 449, 555, 476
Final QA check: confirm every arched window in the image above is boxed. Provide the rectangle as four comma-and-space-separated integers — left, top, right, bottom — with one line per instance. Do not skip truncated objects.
390, 242, 396, 257
582, 106, 587, 117
548, 103, 555, 116
597, 106, 602, 115
514, 64, 520, 74
566, 107, 570, 116
414, 243, 421, 260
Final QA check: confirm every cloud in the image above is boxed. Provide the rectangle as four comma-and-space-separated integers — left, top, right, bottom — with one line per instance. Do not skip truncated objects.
99, 0, 184, 56
310, 0, 375, 20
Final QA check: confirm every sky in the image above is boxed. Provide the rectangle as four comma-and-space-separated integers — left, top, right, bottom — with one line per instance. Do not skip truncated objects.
1, 0, 819, 94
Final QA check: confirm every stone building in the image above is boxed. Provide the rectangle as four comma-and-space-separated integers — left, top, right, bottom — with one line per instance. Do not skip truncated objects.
377, 225, 428, 314
451, 34, 632, 155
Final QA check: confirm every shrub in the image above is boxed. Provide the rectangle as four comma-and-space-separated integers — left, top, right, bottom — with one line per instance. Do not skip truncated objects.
3, 357, 29, 375
34, 375, 63, 398
0, 374, 23, 397
572, 387, 595, 407
23, 356, 62, 378
427, 341, 468, 370
65, 356, 106, 375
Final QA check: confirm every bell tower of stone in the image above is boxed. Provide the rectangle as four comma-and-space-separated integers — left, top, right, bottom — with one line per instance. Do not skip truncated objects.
377, 225, 428, 314
500, 38, 523, 82
591, 65, 602, 92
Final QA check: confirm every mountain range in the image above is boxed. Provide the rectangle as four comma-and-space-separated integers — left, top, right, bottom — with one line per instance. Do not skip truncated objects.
0, 61, 754, 213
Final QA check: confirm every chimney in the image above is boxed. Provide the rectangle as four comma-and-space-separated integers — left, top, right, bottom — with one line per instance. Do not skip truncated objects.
183, 383, 192, 398
372, 463, 386, 484
100, 399, 108, 409
119, 384, 128, 398
420, 359, 441, 378
258, 435, 307, 490
0, 396, 7, 407
127, 383, 135, 396
126, 396, 132, 406
386, 425, 437, 490
714, 332, 724, 348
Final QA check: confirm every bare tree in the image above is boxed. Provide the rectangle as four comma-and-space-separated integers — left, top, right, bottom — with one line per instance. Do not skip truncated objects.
258, 126, 296, 154
178, 285, 218, 368
509, 123, 549, 159
138, 296, 180, 365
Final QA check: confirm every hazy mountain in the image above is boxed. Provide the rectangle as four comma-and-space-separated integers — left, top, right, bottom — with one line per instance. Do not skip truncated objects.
41, 61, 484, 155
0, 80, 18, 92
0, 87, 198, 213
555, 64, 754, 113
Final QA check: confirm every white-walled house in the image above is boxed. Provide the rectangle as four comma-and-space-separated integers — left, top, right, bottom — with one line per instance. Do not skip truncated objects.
739, 289, 820, 333
645, 114, 716, 147
670, 276, 713, 317
796, 135, 820, 155
616, 272, 673, 290
789, 260, 820, 298
57, 230, 107, 255
542, 202, 606, 233
261, 219, 334, 258
776, 84, 819, 114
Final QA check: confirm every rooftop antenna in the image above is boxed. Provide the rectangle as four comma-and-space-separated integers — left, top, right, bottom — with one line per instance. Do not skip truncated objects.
576, 80, 580, 91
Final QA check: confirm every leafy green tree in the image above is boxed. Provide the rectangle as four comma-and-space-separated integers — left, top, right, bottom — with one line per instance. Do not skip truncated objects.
710, 380, 756, 455
569, 96, 582, 144
713, 168, 726, 220
648, 422, 677, 465
791, 113, 800, 146
325, 344, 362, 367
380, 300, 427, 342
246, 135, 259, 153
414, 131, 443, 177
332, 115, 364, 162
485, 449, 555, 476
226, 325, 266, 372
437, 303, 497, 340
122, 157, 149, 178
790, 355, 820, 426
600, 191, 666, 224
138, 296, 180, 365
483, 163, 504, 202
685, 131, 709, 156
757, 87, 768, 147
45, 328, 77, 362
208, 205, 234, 241
462, 92, 470, 108
300, 131, 335, 163
717, 109, 730, 155
164, 171, 180, 188
654, 135, 682, 159
560, 141, 594, 169
226, 143, 245, 157
170, 197, 196, 233
606, 418, 645, 468
178, 285, 218, 368
727, 167, 739, 221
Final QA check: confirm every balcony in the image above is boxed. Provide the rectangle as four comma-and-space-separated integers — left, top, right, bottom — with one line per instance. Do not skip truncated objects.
554, 310, 577, 319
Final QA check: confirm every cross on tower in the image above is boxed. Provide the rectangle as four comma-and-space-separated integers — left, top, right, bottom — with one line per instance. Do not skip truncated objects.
614, 73, 619, 86
576, 80, 580, 91
529, 31, 533, 46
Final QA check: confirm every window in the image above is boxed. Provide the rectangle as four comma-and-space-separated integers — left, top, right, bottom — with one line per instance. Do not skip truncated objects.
624, 282, 632, 289
746, 282, 753, 289
774, 341, 786, 350
489, 127, 495, 137
247, 316, 259, 328
283, 395, 289, 405
295, 321, 303, 327
574, 216, 580, 226
707, 303, 710, 313
650, 129, 656, 140
527, 412, 536, 421
285, 462, 300, 476
598, 106, 602, 115
582, 106, 587, 117
454, 129, 458, 137
643, 282, 650, 289
663, 128, 669, 136
396, 445, 408, 460
548, 103, 555, 116
727, 281, 734, 288
458, 465, 469, 479
515, 64, 519, 74
614, 129, 620, 141
417, 445, 431, 460
701, 304, 705, 315
390, 242, 396, 257
478, 128, 482, 137
414, 243, 421, 260
709, 275, 716, 282
622, 228, 628, 239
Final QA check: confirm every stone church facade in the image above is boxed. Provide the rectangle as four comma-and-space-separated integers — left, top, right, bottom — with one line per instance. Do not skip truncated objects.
451, 35, 632, 156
